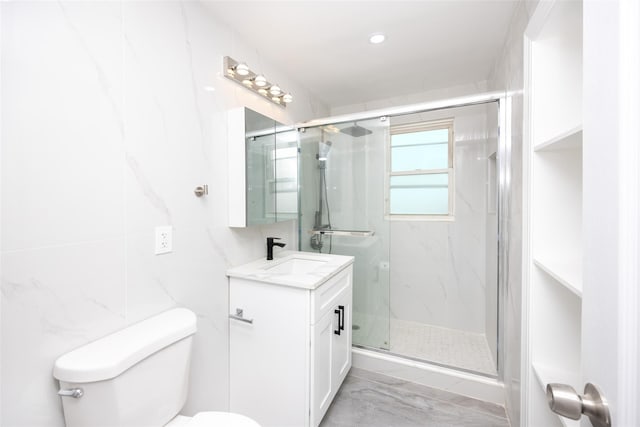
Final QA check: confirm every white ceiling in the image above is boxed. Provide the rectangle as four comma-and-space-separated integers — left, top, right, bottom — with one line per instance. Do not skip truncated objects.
204, 1, 519, 109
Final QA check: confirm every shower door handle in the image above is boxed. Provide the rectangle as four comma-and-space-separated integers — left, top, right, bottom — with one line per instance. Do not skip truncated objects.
334, 308, 341, 335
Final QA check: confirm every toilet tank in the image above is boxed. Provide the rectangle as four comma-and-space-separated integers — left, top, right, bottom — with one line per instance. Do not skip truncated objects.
53, 308, 197, 427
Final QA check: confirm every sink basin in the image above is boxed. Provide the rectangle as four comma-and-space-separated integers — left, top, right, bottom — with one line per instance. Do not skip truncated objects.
226, 251, 354, 290
265, 258, 327, 275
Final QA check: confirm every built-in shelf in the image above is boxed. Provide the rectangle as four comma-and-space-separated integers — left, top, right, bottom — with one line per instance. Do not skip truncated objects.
533, 257, 582, 297
532, 363, 581, 427
534, 126, 583, 152
526, 1, 583, 426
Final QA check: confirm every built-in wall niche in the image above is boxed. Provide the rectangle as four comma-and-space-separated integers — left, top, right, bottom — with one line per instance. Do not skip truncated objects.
525, 0, 583, 426
228, 107, 298, 227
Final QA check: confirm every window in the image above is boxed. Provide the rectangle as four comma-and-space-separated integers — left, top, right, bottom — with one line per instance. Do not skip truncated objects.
386, 118, 454, 220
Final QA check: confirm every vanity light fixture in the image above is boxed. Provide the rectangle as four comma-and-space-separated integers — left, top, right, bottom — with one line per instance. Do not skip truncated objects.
223, 56, 292, 107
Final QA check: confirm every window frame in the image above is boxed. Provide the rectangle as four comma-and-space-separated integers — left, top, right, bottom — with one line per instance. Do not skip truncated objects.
385, 118, 455, 221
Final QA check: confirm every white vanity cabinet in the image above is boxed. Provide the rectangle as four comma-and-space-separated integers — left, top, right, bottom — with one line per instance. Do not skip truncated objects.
228, 257, 353, 427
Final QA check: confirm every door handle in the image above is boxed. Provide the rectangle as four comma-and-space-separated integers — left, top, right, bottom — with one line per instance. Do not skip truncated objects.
338, 305, 345, 331
334, 309, 341, 335
546, 383, 611, 427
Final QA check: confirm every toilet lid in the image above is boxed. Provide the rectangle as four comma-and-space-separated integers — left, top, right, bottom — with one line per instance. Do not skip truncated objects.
188, 412, 261, 427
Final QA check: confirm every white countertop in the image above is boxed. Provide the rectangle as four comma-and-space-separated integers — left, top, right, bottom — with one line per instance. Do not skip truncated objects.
226, 250, 354, 290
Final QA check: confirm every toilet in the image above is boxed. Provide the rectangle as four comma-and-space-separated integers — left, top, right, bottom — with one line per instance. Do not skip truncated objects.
53, 308, 259, 427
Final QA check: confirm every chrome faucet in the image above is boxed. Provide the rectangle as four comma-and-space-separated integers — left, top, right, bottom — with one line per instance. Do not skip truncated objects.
266, 237, 286, 260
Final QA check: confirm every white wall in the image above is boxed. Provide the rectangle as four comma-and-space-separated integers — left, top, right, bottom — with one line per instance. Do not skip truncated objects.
330, 81, 489, 116
0, 2, 327, 426
389, 104, 494, 334
487, 0, 539, 424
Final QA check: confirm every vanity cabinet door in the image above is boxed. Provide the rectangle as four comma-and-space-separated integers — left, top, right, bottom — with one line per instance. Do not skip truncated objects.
332, 287, 352, 388
229, 278, 309, 427
310, 310, 334, 426
310, 272, 353, 427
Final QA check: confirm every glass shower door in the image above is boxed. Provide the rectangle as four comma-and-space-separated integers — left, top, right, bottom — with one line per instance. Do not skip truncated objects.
298, 117, 390, 350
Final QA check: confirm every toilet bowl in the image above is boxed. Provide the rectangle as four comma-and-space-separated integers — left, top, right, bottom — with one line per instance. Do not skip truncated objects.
53, 308, 260, 427
166, 412, 259, 427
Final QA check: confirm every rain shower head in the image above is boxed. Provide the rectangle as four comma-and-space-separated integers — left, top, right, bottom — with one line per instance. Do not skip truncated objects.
340, 122, 372, 137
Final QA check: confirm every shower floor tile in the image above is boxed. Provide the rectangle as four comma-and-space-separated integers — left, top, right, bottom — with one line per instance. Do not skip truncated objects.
390, 319, 497, 375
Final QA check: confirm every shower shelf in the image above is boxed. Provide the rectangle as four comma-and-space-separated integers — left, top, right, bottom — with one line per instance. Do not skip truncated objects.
308, 229, 375, 237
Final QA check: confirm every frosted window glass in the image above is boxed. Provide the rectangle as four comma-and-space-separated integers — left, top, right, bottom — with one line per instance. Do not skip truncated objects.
391, 129, 448, 171
389, 174, 449, 215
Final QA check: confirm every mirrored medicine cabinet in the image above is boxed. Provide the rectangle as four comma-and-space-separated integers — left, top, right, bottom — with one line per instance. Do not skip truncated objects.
228, 107, 298, 227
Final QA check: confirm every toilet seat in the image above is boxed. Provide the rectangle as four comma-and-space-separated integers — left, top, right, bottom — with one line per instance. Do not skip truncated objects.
166, 412, 260, 427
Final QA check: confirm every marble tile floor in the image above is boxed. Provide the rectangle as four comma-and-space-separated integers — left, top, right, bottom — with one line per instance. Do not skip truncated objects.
320, 367, 510, 427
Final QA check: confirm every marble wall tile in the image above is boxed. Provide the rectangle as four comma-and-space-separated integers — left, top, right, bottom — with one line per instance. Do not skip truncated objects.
390, 105, 494, 334
1, 240, 127, 426
487, 1, 538, 424
1, 1, 125, 252
1, 1, 326, 426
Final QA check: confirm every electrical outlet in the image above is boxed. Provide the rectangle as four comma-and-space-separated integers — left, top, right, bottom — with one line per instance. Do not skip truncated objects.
155, 226, 173, 255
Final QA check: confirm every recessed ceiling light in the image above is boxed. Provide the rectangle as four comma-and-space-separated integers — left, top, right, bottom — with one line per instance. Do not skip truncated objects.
369, 33, 386, 44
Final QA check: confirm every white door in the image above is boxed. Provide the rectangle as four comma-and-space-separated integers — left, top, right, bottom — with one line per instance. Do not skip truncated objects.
524, 1, 640, 425
580, 0, 639, 425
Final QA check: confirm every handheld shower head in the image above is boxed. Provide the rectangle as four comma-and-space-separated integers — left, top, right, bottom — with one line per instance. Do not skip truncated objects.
318, 140, 332, 161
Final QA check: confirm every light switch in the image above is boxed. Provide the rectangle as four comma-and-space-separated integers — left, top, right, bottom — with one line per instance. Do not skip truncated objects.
155, 226, 173, 254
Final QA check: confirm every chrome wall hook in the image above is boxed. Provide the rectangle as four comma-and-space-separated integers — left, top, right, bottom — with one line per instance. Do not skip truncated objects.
194, 185, 208, 197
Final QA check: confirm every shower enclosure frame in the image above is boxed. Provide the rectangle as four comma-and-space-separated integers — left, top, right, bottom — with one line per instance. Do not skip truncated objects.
296, 91, 513, 386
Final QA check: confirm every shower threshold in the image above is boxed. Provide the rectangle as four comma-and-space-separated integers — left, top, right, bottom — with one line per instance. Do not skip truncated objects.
350, 346, 505, 405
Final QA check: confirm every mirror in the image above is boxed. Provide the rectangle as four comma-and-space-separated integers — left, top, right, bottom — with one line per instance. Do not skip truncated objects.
228, 107, 298, 227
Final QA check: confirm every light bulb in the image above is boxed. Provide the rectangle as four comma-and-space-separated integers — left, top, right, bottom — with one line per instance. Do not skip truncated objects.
242, 79, 253, 86
258, 88, 268, 96
235, 62, 250, 76
272, 96, 281, 103
283, 93, 293, 103
269, 84, 282, 96
254, 74, 267, 87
